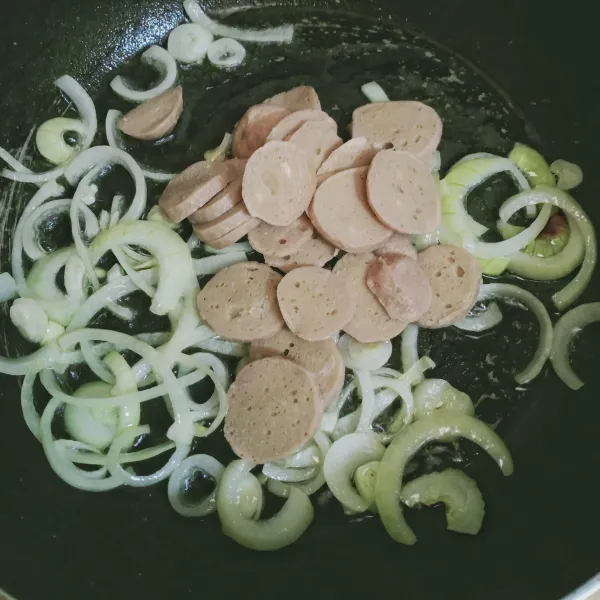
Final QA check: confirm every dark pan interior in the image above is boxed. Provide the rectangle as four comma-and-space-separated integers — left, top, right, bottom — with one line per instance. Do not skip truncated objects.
0, 1, 599, 599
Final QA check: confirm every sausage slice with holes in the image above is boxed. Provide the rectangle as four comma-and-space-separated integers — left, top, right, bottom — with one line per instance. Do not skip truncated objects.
352, 101, 443, 161
265, 86, 321, 112
248, 215, 313, 257
417, 244, 482, 328
316, 137, 378, 183
277, 266, 356, 341
188, 179, 243, 225
366, 149, 441, 234
308, 166, 392, 253
232, 104, 290, 159
373, 233, 417, 260
197, 262, 284, 340
267, 109, 337, 143
118, 87, 184, 141
285, 120, 343, 171
333, 252, 408, 343
224, 357, 321, 463
264, 234, 338, 272
192, 202, 253, 243
242, 141, 316, 226
366, 255, 432, 322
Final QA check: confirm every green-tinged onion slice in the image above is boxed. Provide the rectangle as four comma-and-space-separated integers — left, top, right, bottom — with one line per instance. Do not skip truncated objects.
413, 379, 475, 420
354, 461, 380, 512
550, 159, 583, 191
508, 143, 555, 187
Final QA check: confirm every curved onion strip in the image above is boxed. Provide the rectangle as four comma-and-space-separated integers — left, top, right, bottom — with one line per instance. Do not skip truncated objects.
354, 370, 376, 432
371, 375, 415, 427
550, 159, 583, 191
323, 432, 386, 513
280, 444, 321, 469
105, 110, 175, 182
500, 186, 597, 310
332, 410, 360, 441
112, 246, 155, 298
110, 46, 177, 103
454, 302, 503, 332
217, 460, 313, 551
401, 324, 419, 372
181, 352, 228, 411
413, 379, 475, 420
70, 197, 100, 290
26, 246, 75, 302
194, 252, 247, 276
80, 340, 115, 384
21, 369, 42, 439
55, 439, 175, 466
478, 283, 553, 384
207, 38, 247, 68
192, 337, 248, 357
338, 334, 392, 371
361, 81, 390, 103
167, 454, 224, 517
184, 0, 294, 43
262, 463, 317, 483
375, 411, 513, 545
550, 302, 600, 390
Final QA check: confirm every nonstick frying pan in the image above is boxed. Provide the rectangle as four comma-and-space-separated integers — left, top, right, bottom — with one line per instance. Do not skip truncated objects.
0, 1, 599, 599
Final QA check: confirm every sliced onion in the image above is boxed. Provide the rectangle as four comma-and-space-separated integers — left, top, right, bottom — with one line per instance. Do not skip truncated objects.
192, 337, 248, 357
338, 334, 392, 371
478, 283, 552, 384
550, 302, 600, 390
0, 272, 18, 302
168, 23, 214, 64
262, 463, 317, 483
550, 159, 583, 191
194, 251, 247, 275
207, 38, 246, 68
371, 374, 415, 428
361, 81, 390, 103
36, 117, 87, 165
110, 46, 178, 103
354, 369, 376, 432
112, 246, 156, 298
401, 324, 419, 372
184, 0, 294, 43
454, 302, 503, 332
21, 369, 42, 439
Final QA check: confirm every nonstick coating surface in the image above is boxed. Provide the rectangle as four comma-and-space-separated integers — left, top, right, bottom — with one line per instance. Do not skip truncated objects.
0, 1, 599, 599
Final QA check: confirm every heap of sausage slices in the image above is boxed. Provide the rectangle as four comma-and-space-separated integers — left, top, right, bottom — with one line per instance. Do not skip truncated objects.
154, 86, 481, 465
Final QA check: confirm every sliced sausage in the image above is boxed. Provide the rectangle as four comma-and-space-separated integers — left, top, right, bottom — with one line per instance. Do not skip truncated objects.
285, 120, 343, 171
232, 104, 290, 159
248, 215, 313, 258
192, 202, 253, 243
197, 262, 284, 340
352, 101, 443, 161
373, 233, 417, 260
224, 357, 321, 463
366, 255, 432, 322
316, 136, 378, 183
264, 234, 338, 272
118, 87, 184, 141
277, 266, 356, 342
267, 109, 337, 143
333, 252, 408, 343
308, 166, 392, 253
250, 329, 344, 409
417, 244, 482, 328
206, 217, 261, 250
159, 158, 245, 223
188, 179, 243, 225
366, 149, 441, 234
265, 86, 321, 112
242, 141, 316, 226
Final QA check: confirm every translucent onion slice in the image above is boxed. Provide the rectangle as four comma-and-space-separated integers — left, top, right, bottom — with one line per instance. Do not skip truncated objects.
338, 334, 392, 371
550, 302, 600, 390
413, 378, 475, 419
168, 23, 214, 64
194, 251, 247, 275
36, 117, 87, 166
207, 38, 247, 68
192, 337, 248, 357
361, 81, 390, 103
262, 463, 317, 483
0, 272, 18, 302
550, 159, 583, 191
400, 324, 419, 372
110, 46, 178, 103
353, 461, 380, 512
454, 302, 503, 332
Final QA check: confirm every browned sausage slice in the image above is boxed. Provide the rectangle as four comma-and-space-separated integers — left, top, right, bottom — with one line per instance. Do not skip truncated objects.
373, 233, 417, 260
352, 101, 443, 161
265, 86, 321, 112
192, 202, 253, 243
118, 87, 184, 141
267, 110, 337, 143
248, 215, 313, 258
224, 357, 321, 463
417, 244, 482, 328
205, 217, 261, 250
285, 120, 343, 171
333, 252, 408, 343
197, 262, 284, 341
366, 149, 441, 234
264, 234, 338, 272
188, 179, 243, 225
316, 136, 378, 183
232, 104, 290, 159
308, 166, 392, 253
366, 255, 432, 322
250, 329, 344, 409
277, 266, 356, 341
242, 141, 316, 226
159, 158, 245, 223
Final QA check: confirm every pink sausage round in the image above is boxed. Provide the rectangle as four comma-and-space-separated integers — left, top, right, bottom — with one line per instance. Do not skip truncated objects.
232, 104, 290, 159
373, 233, 418, 260
265, 86, 321, 112
285, 120, 343, 172
264, 234, 338, 273
188, 179, 243, 225
192, 202, 253, 243
316, 136, 378, 183
267, 109, 337, 143
205, 217, 261, 250
248, 214, 314, 258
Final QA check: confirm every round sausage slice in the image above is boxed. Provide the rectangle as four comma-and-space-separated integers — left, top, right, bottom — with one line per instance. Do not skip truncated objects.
264, 234, 338, 272
277, 266, 356, 342
242, 141, 316, 226
366, 149, 441, 234
197, 262, 284, 341
224, 357, 321, 463
232, 104, 290, 159
248, 215, 313, 258
373, 233, 417, 260
192, 202, 253, 243
417, 244, 482, 328
159, 158, 244, 223
265, 86, 321, 112
366, 255, 432, 322
352, 101, 443, 161
316, 136, 378, 183
118, 87, 184, 141
333, 252, 408, 343
188, 179, 243, 225
250, 329, 344, 409
267, 110, 337, 143
206, 217, 261, 250
285, 120, 343, 171
308, 166, 392, 253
